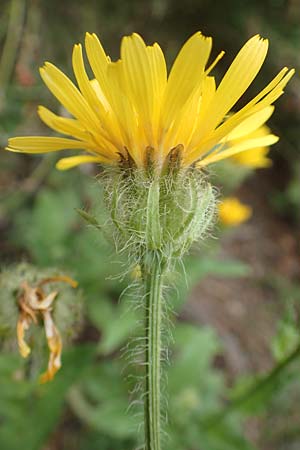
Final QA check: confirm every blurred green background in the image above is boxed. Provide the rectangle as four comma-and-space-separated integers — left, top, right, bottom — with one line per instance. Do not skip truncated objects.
0, 0, 300, 449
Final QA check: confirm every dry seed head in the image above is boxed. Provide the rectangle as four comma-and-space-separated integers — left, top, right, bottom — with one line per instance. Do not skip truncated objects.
0, 263, 84, 379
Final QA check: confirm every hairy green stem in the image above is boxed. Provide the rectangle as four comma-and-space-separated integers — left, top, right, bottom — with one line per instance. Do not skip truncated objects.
144, 251, 164, 450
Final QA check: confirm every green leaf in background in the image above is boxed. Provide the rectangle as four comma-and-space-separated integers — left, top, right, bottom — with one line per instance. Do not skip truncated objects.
201, 420, 257, 450
166, 323, 255, 450
68, 361, 136, 440
13, 187, 80, 266
271, 298, 299, 362
88, 293, 138, 355
0, 345, 95, 450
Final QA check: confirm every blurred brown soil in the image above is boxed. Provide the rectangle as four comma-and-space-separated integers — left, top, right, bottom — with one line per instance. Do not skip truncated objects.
186, 171, 300, 376
184, 170, 300, 449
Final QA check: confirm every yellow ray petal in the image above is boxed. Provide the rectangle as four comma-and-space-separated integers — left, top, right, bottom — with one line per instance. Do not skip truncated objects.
121, 34, 153, 134
8, 135, 118, 161
56, 155, 108, 170
38, 104, 123, 159
143, 42, 167, 146
196, 35, 269, 140
7, 136, 92, 153
189, 67, 294, 155
121, 34, 167, 146
200, 76, 216, 113
205, 50, 225, 75
6, 136, 91, 153
88, 77, 125, 151
197, 134, 278, 167
241, 68, 295, 116
38, 106, 89, 141
72, 43, 108, 117
90, 78, 110, 110
163, 83, 202, 151
187, 67, 294, 163
148, 43, 167, 106
168, 76, 216, 151
85, 32, 110, 98
225, 106, 274, 140
40, 63, 101, 132
106, 60, 145, 164
161, 32, 212, 131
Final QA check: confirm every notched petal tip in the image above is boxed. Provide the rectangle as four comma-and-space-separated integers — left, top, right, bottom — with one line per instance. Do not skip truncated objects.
6, 137, 23, 151
192, 30, 211, 39
249, 33, 267, 42
245, 34, 269, 51
84, 32, 94, 46
191, 30, 212, 44
39, 65, 46, 76
121, 33, 146, 53
131, 32, 144, 41
73, 43, 82, 53
37, 105, 48, 120
5, 146, 21, 153
43, 62, 54, 69
39, 62, 57, 78
85, 32, 97, 40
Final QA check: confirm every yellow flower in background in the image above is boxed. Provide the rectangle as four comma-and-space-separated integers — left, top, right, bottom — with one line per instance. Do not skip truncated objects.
219, 197, 252, 226
229, 125, 273, 168
6, 32, 294, 171
17, 275, 78, 383
226, 106, 274, 168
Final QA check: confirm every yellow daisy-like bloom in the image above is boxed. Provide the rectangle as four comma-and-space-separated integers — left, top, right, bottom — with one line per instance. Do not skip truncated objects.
219, 197, 252, 226
6, 32, 294, 171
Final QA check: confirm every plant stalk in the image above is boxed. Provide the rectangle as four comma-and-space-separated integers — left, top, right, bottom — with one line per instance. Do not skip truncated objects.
0, 0, 26, 90
144, 251, 164, 450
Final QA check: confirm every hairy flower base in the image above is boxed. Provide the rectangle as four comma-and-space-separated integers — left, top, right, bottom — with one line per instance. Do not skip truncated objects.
102, 165, 216, 265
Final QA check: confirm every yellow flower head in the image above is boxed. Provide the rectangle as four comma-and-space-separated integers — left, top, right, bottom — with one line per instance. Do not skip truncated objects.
219, 197, 252, 226
6, 32, 294, 172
